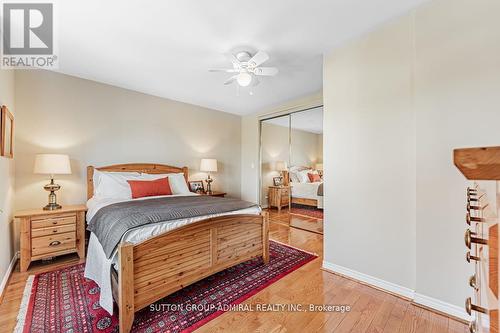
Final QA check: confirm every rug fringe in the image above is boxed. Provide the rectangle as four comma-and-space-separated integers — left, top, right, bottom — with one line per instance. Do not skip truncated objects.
13, 275, 34, 333
271, 239, 319, 257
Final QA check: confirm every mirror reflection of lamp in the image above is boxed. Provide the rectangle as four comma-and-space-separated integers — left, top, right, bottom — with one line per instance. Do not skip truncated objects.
275, 161, 288, 186
315, 163, 323, 177
200, 158, 218, 194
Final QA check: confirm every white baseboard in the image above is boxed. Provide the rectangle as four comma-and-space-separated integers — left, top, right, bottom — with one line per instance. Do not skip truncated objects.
413, 293, 470, 321
322, 261, 415, 299
0, 251, 19, 299
322, 260, 470, 322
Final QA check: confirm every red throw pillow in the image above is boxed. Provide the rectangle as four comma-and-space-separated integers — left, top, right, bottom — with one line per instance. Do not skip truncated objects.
127, 177, 172, 199
308, 173, 321, 182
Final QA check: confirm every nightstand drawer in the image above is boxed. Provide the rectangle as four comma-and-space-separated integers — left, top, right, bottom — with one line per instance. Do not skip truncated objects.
31, 214, 76, 229
280, 188, 290, 196
31, 232, 76, 257
31, 224, 76, 238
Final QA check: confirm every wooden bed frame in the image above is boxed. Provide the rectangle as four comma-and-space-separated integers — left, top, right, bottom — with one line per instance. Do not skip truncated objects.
87, 163, 269, 333
281, 170, 320, 208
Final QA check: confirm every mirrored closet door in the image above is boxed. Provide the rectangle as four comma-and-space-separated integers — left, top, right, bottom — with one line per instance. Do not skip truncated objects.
260, 106, 324, 234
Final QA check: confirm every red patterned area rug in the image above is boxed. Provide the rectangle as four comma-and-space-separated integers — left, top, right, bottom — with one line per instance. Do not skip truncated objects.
290, 204, 324, 219
15, 241, 316, 333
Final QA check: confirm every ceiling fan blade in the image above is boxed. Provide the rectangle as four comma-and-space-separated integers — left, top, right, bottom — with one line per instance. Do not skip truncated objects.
209, 68, 239, 73
224, 53, 241, 67
248, 51, 269, 67
253, 67, 278, 76
223, 75, 237, 85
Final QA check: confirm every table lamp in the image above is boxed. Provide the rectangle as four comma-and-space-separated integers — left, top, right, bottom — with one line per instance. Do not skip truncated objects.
200, 158, 217, 194
315, 163, 323, 176
34, 154, 72, 210
275, 161, 288, 185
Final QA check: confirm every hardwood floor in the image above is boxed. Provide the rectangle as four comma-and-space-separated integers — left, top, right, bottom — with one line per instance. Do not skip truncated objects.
0, 209, 467, 332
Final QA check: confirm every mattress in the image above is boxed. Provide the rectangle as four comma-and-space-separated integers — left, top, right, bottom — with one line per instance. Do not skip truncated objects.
84, 194, 261, 315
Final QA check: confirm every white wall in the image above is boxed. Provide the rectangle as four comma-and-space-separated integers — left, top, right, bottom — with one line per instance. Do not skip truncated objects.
0, 70, 16, 292
324, 0, 500, 312
14, 70, 242, 211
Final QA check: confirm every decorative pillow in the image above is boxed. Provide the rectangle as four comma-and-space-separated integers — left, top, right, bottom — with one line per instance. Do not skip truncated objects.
127, 177, 172, 199
308, 173, 321, 182
93, 170, 142, 199
141, 173, 191, 195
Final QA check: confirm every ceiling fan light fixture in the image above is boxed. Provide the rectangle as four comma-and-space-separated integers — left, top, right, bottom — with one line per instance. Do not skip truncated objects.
236, 72, 252, 87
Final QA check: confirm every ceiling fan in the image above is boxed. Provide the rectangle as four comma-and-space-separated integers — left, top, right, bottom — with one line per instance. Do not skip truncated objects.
209, 50, 278, 87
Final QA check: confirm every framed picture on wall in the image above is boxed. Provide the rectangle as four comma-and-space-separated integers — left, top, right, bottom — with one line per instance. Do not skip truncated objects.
188, 180, 205, 193
0, 105, 14, 158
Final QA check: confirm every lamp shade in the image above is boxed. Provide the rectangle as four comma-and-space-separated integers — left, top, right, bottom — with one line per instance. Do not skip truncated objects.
275, 161, 287, 171
200, 158, 218, 172
315, 163, 323, 171
34, 154, 72, 175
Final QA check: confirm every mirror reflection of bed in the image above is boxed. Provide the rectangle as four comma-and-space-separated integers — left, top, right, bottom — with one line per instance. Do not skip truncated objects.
260, 106, 323, 234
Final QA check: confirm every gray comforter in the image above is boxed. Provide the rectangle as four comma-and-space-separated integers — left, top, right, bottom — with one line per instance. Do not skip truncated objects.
87, 195, 258, 258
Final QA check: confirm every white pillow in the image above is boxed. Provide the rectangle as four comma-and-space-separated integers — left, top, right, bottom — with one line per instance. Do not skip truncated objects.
289, 171, 300, 183
141, 173, 191, 195
93, 170, 142, 199
297, 169, 311, 183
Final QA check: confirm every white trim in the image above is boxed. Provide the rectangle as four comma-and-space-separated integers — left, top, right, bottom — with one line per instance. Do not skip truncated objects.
322, 260, 471, 322
0, 251, 19, 299
322, 261, 415, 299
413, 293, 471, 321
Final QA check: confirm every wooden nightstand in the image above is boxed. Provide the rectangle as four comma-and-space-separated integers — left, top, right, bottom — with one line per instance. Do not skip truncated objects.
199, 191, 227, 197
15, 205, 87, 272
268, 186, 290, 212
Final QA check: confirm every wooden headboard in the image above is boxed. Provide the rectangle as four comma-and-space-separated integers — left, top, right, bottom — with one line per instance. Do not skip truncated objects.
87, 163, 189, 199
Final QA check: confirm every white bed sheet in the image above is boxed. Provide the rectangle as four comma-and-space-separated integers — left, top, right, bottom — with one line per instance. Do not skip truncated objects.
84, 194, 261, 315
291, 182, 324, 208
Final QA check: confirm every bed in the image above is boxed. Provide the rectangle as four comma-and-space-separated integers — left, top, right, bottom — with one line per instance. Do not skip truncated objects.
285, 168, 324, 209
83, 163, 269, 333
290, 182, 324, 209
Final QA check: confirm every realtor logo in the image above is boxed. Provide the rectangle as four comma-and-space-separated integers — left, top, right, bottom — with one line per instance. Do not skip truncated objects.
1, 2, 58, 68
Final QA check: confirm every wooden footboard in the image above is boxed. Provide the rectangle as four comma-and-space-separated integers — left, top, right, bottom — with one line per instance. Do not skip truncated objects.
117, 212, 269, 333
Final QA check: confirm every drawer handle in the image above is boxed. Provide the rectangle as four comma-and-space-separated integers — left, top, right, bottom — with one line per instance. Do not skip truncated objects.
468, 321, 476, 333
466, 252, 480, 263
52, 229, 58, 233
469, 274, 478, 290
49, 240, 61, 247
466, 213, 486, 225
466, 203, 482, 211
52, 221, 58, 225
467, 187, 477, 194
465, 229, 487, 249
465, 297, 488, 315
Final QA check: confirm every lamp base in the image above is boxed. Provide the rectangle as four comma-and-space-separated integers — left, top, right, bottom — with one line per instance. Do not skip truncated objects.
43, 178, 62, 210
43, 203, 62, 211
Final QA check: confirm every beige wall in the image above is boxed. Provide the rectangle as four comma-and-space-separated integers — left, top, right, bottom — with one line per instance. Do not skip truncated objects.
323, 0, 500, 315
14, 70, 242, 213
260, 121, 322, 205
0, 70, 16, 289
324, 12, 417, 291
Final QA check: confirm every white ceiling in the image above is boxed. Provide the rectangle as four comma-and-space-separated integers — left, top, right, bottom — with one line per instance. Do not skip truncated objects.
56, 0, 427, 115
265, 107, 324, 134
